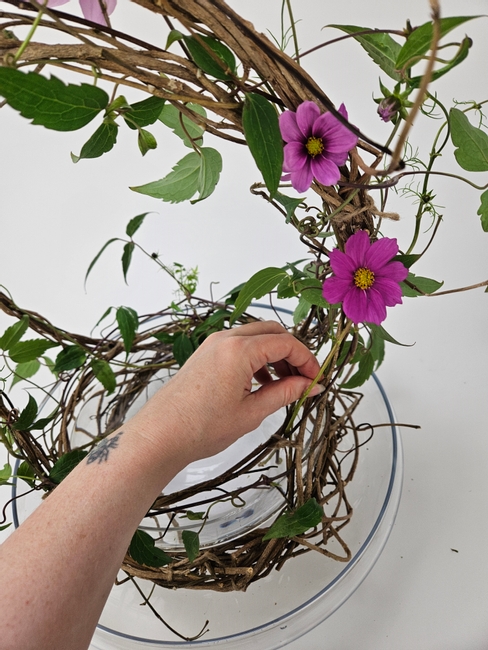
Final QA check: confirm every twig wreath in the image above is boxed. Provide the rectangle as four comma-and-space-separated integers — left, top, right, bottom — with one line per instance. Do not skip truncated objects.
0, 0, 487, 630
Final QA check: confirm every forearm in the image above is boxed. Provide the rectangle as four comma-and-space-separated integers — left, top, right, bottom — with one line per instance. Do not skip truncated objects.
0, 408, 191, 650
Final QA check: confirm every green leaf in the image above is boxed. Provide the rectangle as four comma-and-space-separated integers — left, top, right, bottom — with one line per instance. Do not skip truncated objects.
116, 306, 139, 353
401, 272, 444, 297
231, 267, 288, 323
129, 529, 173, 567
131, 148, 222, 203
328, 25, 402, 81
158, 102, 206, 148
242, 93, 283, 197
13, 394, 38, 430
182, 34, 236, 80
394, 254, 420, 269
182, 529, 200, 562
396, 16, 478, 72
126, 212, 150, 237
124, 95, 166, 129
341, 351, 375, 389
172, 332, 194, 367
274, 191, 304, 223
9, 339, 58, 364
0, 463, 12, 485
165, 29, 183, 50
71, 119, 118, 162
409, 36, 472, 88
0, 315, 29, 351
49, 449, 88, 484
450, 108, 488, 172
17, 460, 36, 488
184, 510, 205, 521
300, 287, 329, 309
90, 359, 117, 395
293, 295, 312, 325
0, 68, 108, 131
477, 189, 488, 232
11, 359, 41, 388
368, 323, 413, 347
84, 238, 122, 288
53, 345, 87, 373
263, 498, 324, 541
121, 242, 135, 284
137, 128, 157, 156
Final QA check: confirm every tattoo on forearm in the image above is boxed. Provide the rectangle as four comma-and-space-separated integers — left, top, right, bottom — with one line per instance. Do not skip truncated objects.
86, 430, 124, 464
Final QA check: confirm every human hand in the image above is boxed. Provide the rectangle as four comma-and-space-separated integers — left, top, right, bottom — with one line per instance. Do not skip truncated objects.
134, 320, 323, 464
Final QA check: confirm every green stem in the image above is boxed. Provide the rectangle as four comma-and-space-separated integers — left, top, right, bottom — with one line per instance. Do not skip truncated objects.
284, 0, 300, 63
12, 0, 47, 64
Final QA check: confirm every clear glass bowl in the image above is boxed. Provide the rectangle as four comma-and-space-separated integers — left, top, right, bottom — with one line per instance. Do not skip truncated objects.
12, 373, 403, 650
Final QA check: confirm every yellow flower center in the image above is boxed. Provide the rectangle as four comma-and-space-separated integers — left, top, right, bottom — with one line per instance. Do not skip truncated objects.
354, 267, 375, 290
305, 136, 324, 157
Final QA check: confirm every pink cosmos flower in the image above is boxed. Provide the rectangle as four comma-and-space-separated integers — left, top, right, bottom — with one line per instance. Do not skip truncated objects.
279, 101, 358, 193
322, 230, 408, 325
44, 0, 117, 25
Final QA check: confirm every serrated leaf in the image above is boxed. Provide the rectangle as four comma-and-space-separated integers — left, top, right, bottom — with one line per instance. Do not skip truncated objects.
396, 16, 478, 72
11, 359, 41, 388
158, 102, 206, 147
182, 529, 200, 562
131, 148, 221, 203
182, 34, 236, 80
300, 287, 329, 309
49, 449, 88, 484
53, 345, 87, 373
242, 93, 283, 197
124, 95, 166, 130
9, 339, 58, 364
138, 128, 157, 156
477, 189, 488, 232
116, 306, 139, 353
17, 460, 36, 488
90, 358, 117, 395
0, 315, 29, 351
231, 267, 288, 323
401, 272, 443, 297
172, 332, 194, 367
329, 25, 402, 81
121, 242, 135, 284
85, 238, 122, 288
450, 108, 488, 172
126, 212, 150, 237
71, 119, 118, 162
263, 498, 324, 541
129, 529, 173, 567
13, 394, 38, 430
0, 68, 108, 131
0, 463, 12, 485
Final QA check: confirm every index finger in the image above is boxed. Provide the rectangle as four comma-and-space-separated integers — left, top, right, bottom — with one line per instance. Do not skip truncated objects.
247, 332, 321, 380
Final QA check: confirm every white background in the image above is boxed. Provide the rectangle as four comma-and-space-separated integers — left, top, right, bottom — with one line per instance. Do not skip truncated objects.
1, 0, 487, 648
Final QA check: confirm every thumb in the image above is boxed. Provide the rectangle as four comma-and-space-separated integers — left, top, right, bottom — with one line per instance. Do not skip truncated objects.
249, 375, 323, 421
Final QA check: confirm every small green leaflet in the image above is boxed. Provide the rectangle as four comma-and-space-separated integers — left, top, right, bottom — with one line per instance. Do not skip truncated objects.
129, 529, 173, 567
159, 103, 206, 148
408, 36, 472, 89
54, 345, 87, 373
122, 242, 135, 284
9, 339, 58, 364
231, 267, 288, 323
0, 68, 108, 131
0, 315, 29, 351
401, 272, 443, 297
71, 120, 118, 162
182, 530, 200, 562
124, 95, 166, 130
131, 148, 222, 204
172, 333, 195, 367
395, 16, 478, 72
116, 306, 139, 353
450, 108, 488, 172
182, 34, 236, 80
84, 238, 122, 288
477, 190, 488, 232
49, 449, 88, 484
90, 359, 117, 395
242, 93, 283, 197
368, 323, 413, 347
328, 25, 402, 81
138, 128, 157, 156
0, 463, 12, 485
11, 359, 41, 388
17, 460, 36, 488
263, 498, 324, 541
126, 212, 150, 237
274, 191, 304, 223
13, 394, 38, 431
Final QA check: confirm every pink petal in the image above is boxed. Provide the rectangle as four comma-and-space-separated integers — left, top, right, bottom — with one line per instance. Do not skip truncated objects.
45, 0, 70, 6
289, 163, 313, 193
344, 230, 370, 267
322, 276, 351, 304
373, 277, 404, 306
313, 111, 357, 153
279, 110, 302, 143
325, 149, 350, 166
310, 155, 340, 186
364, 288, 387, 325
79, 0, 117, 24
295, 101, 320, 138
376, 260, 409, 283
283, 141, 308, 172
328, 248, 356, 279
342, 286, 368, 324
364, 237, 399, 272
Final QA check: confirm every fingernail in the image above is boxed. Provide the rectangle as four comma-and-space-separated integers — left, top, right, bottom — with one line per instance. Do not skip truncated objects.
309, 384, 325, 396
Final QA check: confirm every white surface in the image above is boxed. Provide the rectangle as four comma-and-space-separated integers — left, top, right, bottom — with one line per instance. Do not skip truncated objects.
1, 0, 487, 648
